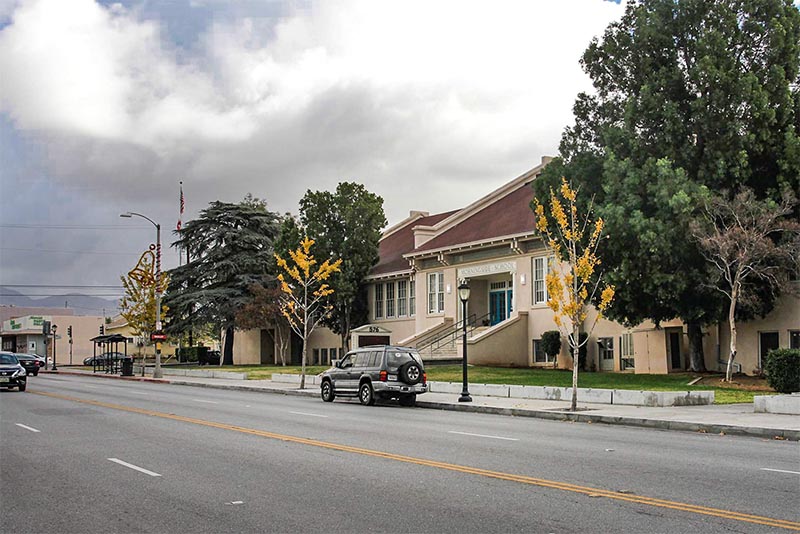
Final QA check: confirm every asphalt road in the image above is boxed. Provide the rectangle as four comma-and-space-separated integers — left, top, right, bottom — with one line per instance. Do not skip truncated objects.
1, 374, 798, 533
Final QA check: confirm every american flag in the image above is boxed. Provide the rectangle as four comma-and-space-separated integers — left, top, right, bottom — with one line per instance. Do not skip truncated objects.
177, 182, 184, 231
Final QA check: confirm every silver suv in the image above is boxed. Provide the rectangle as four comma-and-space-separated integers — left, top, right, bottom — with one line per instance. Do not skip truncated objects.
320, 345, 427, 406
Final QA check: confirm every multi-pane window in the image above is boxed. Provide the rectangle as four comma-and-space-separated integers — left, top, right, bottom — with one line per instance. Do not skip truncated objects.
409, 280, 416, 316
428, 272, 444, 314
386, 282, 396, 318
374, 284, 384, 320
533, 257, 549, 305
320, 348, 328, 365
397, 280, 408, 316
533, 339, 555, 363
790, 331, 800, 350
620, 332, 634, 370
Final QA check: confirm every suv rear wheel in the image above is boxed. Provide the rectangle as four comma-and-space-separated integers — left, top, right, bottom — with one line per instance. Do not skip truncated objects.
399, 362, 422, 385
321, 380, 335, 402
359, 382, 375, 406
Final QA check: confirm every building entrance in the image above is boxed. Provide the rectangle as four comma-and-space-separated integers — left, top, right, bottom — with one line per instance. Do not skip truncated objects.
489, 281, 513, 326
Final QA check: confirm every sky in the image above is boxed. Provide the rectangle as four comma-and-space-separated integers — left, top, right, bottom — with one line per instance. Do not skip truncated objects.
0, 0, 627, 308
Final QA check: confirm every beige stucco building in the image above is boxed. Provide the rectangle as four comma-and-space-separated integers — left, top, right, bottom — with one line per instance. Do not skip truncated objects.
1, 312, 107, 366
234, 159, 800, 375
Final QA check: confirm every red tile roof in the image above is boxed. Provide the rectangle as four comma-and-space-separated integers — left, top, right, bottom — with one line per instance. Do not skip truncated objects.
370, 211, 457, 276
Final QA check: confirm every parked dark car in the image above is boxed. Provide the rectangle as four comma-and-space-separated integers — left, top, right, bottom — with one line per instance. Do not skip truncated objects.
319, 345, 427, 406
83, 352, 126, 366
14, 353, 40, 376
0, 352, 27, 392
198, 350, 220, 366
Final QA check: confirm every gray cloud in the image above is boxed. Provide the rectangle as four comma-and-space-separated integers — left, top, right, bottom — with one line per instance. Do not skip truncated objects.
0, 0, 624, 306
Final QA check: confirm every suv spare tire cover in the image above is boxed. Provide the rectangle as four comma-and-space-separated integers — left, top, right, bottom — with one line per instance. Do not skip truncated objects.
399, 361, 422, 385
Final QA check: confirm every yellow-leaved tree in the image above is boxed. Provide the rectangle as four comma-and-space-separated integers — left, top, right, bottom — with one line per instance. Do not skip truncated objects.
275, 236, 342, 389
120, 249, 169, 358
533, 178, 614, 411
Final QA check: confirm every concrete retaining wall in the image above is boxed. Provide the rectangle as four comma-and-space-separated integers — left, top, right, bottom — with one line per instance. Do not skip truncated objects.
272, 373, 320, 386
138, 367, 248, 380
754, 393, 800, 415
429, 381, 713, 406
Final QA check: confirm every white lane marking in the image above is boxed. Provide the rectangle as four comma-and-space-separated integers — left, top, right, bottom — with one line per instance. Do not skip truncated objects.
289, 411, 328, 418
129, 391, 148, 395
760, 468, 800, 475
191, 399, 219, 404
448, 431, 519, 441
82, 385, 98, 389
108, 458, 162, 477
15, 423, 40, 433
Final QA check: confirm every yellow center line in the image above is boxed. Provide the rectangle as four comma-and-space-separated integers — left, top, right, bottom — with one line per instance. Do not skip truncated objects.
34, 391, 800, 531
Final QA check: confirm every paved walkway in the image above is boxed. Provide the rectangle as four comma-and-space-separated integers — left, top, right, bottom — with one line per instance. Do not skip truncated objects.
42, 368, 800, 441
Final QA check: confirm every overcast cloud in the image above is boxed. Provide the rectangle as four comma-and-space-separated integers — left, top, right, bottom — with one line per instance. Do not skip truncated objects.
0, 0, 625, 307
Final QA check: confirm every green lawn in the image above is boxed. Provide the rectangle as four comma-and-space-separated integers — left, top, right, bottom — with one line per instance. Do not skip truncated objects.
189, 364, 772, 404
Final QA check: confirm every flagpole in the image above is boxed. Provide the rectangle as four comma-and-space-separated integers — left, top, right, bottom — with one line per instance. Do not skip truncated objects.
177, 181, 184, 266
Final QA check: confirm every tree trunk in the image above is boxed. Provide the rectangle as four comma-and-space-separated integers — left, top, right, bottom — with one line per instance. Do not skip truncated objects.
725, 286, 739, 382
571, 325, 579, 411
223, 325, 234, 365
300, 309, 307, 389
686, 321, 706, 372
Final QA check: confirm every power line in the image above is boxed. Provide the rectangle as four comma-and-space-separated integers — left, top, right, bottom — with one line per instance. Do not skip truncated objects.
0, 293, 123, 298
0, 224, 151, 230
1, 247, 143, 256
1, 284, 123, 289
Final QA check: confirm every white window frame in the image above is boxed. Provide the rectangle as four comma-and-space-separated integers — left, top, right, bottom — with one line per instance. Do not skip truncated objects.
533, 256, 550, 305
620, 332, 634, 370
409, 280, 416, 316
533, 339, 554, 364
374, 284, 384, 320
397, 280, 408, 317
386, 282, 396, 318
428, 272, 444, 314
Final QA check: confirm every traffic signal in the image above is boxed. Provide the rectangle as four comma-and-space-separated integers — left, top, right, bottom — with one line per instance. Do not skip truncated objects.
67, 325, 73, 337
99, 325, 104, 335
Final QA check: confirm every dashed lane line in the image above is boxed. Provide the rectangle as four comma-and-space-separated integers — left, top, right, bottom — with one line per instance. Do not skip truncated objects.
108, 458, 162, 477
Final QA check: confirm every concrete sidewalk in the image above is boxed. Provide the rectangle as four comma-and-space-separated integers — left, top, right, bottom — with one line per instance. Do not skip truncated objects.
42, 368, 800, 441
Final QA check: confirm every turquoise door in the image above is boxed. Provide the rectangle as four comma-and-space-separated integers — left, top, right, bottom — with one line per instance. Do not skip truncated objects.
490, 291, 510, 326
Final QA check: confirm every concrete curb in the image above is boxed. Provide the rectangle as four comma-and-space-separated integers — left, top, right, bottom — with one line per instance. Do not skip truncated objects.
415, 401, 800, 441
40, 370, 798, 441
40, 370, 170, 384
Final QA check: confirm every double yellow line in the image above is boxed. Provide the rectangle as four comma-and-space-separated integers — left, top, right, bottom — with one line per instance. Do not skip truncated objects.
35, 391, 800, 531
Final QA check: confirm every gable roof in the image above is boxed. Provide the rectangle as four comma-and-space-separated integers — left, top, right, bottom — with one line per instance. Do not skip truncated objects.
367, 157, 551, 277
370, 210, 457, 277
413, 184, 535, 253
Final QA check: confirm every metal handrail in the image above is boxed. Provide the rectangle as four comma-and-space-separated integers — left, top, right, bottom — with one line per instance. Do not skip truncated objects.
416, 312, 492, 353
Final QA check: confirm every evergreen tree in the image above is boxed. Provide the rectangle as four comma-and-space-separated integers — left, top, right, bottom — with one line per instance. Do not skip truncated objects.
300, 182, 386, 352
165, 195, 281, 364
537, 0, 800, 371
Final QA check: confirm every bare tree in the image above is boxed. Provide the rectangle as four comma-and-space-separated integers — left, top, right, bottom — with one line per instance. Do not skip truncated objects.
235, 284, 291, 366
692, 188, 800, 382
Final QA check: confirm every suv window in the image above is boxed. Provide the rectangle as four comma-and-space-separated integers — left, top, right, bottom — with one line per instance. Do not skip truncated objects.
385, 350, 422, 372
367, 351, 381, 367
340, 354, 354, 368
352, 352, 368, 368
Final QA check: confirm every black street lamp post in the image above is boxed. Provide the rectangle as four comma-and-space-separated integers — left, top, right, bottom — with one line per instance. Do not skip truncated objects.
51, 324, 58, 371
121, 211, 163, 379
458, 281, 472, 402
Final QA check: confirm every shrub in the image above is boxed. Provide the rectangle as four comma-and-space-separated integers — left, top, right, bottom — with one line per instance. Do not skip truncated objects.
541, 331, 561, 366
568, 332, 589, 371
764, 349, 800, 393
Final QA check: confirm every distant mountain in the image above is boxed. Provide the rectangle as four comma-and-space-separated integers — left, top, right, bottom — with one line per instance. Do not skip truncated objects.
0, 287, 120, 316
